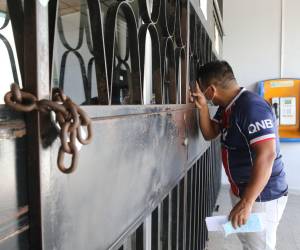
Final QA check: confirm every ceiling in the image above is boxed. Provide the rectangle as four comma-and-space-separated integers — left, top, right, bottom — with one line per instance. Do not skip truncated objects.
0, 1, 6, 13
59, 0, 81, 16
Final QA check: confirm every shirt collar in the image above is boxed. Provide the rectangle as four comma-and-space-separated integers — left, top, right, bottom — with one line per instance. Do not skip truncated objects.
225, 87, 246, 111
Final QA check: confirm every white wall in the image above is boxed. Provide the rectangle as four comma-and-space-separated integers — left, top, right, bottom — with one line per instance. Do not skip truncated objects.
223, 0, 282, 91
223, 0, 300, 190
282, 0, 300, 77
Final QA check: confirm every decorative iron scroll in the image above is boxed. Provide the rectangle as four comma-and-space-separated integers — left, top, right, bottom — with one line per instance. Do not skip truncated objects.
189, 5, 215, 86
0, 3, 22, 87
51, 0, 215, 106
1, 0, 216, 106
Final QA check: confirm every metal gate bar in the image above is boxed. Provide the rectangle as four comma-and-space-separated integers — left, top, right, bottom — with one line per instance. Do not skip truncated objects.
116, 140, 221, 250
0, 0, 223, 248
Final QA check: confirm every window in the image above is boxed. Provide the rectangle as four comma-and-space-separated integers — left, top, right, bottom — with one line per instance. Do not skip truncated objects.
214, 23, 220, 55
200, 0, 207, 19
213, 0, 224, 57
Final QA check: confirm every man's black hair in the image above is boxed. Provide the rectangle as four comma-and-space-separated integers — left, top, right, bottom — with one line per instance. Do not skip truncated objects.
197, 60, 236, 89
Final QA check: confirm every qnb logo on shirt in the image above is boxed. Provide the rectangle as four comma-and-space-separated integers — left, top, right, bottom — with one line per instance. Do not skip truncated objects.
248, 119, 274, 134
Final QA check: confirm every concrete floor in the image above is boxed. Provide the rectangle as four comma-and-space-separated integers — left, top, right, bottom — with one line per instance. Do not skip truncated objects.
207, 185, 300, 250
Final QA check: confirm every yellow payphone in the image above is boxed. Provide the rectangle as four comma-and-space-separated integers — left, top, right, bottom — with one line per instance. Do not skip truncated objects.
258, 79, 300, 142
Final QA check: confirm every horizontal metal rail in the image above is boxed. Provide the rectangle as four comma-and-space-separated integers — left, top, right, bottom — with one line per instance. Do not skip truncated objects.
114, 140, 221, 250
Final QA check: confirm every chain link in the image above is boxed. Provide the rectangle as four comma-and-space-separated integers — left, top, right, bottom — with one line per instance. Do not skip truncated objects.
4, 83, 93, 174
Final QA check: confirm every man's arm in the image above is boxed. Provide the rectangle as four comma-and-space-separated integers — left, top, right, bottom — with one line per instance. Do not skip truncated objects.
197, 105, 220, 140
191, 83, 220, 140
229, 139, 276, 228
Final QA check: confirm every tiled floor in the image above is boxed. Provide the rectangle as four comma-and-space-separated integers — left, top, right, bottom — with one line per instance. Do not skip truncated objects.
207, 185, 300, 250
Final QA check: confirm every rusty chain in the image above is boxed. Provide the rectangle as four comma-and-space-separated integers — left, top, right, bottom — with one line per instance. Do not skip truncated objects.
4, 83, 93, 174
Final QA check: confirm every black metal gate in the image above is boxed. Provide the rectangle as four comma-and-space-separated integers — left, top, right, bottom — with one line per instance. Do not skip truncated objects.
114, 140, 221, 250
0, 0, 222, 249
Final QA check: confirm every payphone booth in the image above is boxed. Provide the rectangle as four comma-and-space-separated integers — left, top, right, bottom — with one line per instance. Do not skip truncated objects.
258, 79, 300, 142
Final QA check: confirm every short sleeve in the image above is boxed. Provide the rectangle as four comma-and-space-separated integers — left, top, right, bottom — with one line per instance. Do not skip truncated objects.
212, 107, 222, 124
239, 102, 276, 146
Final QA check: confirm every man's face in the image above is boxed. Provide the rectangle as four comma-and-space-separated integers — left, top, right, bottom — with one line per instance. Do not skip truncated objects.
199, 81, 217, 103
199, 80, 225, 106
202, 85, 214, 100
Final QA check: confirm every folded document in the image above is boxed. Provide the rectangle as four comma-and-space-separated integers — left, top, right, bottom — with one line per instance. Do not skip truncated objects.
205, 213, 265, 237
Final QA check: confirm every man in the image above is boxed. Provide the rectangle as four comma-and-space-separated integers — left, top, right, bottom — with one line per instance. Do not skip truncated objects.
191, 60, 288, 250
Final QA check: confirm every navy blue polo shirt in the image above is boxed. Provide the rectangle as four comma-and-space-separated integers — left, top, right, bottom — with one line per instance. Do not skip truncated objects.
213, 88, 288, 202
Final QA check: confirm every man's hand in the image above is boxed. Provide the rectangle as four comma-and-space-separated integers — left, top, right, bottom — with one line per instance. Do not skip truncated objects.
189, 82, 207, 110
189, 81, 220, 140
227, 140, 276, 229
228, 198, 254, 229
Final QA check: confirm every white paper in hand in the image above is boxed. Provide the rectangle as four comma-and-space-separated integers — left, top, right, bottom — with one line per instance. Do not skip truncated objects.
205, 215, 228, 231
222, 213, 265, 237
205, 213, 266, 237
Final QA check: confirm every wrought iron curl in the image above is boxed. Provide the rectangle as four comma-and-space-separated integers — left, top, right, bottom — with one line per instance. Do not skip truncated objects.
161, 37, 176, 104
175, 47, 186, 103
59, 50, 91, 103
139, 23, 163, 104
158, 0, 177, 37
0, 28, 20, 84
56, 0, 96, 103
139, 0, 161, 24
105, 1, 142, 104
